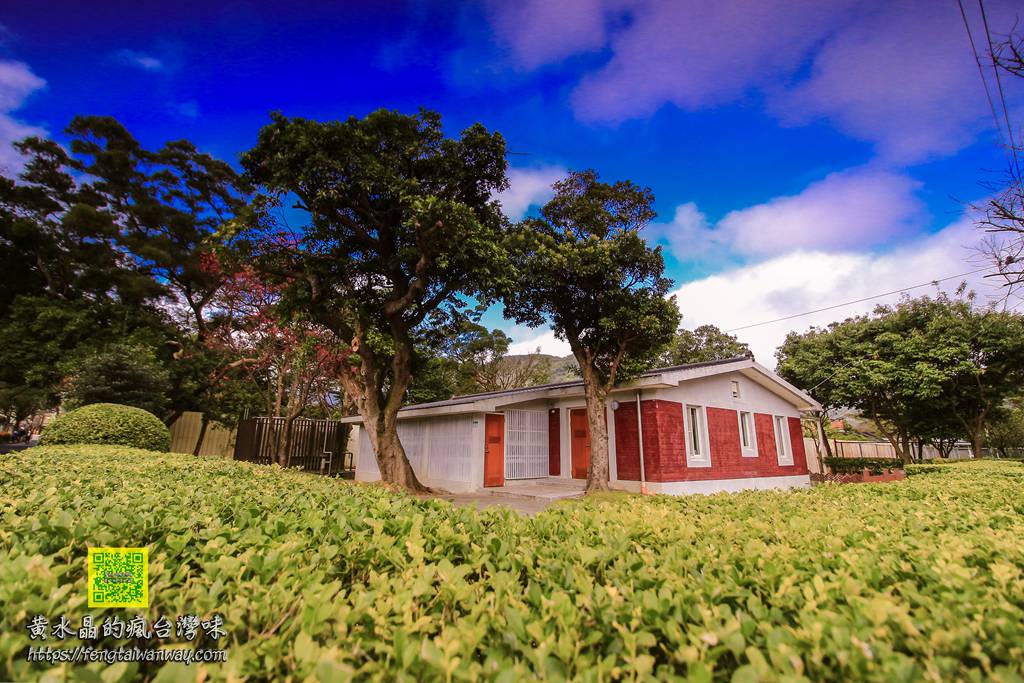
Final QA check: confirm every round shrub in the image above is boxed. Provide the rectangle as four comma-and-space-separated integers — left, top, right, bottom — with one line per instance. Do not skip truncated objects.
40, 403, 171, 452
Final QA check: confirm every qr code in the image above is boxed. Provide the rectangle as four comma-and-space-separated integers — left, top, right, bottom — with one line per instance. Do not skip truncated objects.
88, 547, 149, 608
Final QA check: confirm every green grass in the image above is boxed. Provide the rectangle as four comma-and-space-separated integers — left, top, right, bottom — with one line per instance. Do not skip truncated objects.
2, 446, 1023, 682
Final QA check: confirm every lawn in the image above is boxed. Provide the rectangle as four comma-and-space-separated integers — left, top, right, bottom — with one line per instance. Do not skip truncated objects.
2, 447, 1023, 682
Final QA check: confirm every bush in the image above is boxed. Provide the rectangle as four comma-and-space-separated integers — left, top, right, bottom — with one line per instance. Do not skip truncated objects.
61, 345, 171, 416
2, 450, 1023, 681
39, 403, 170, 452
823, 456, 904, 474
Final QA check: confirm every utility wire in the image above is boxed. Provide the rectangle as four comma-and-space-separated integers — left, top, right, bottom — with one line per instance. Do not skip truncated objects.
977, 0, 1024, 180
958, 0, 1012, 161
724, 265, 998, 332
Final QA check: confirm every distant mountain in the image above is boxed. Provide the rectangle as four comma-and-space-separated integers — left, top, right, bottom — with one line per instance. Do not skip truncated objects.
504, 353, 579, 384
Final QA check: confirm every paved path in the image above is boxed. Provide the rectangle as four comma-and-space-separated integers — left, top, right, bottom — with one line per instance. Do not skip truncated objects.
424, 477, 588, 515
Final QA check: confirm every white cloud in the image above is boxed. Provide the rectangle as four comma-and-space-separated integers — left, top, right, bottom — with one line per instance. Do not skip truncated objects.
114, 49, 164, 72
653, 167, 925, 262
496, 165, 566, 220
0, 60, 46, 177
669, 216, 996, 366
484, 0, 1022, 162
507, 328, 572, 356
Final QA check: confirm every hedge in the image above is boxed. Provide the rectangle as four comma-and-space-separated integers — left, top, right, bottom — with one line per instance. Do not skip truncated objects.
823, 456, 905, 475
39, 403, 170, 452
2, 448, 1023, 681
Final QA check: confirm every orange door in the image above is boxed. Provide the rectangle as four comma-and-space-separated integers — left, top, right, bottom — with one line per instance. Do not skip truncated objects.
484, 414, 505, 487
570, 409, 591, 479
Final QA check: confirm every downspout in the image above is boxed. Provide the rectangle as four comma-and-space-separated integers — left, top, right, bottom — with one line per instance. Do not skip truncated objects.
635, 391, 647, 496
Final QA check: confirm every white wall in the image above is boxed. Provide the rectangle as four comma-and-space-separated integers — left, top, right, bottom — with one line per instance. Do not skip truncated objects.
355, 413, 485, 492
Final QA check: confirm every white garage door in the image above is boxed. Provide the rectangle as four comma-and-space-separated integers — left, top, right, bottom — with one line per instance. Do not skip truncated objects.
505, 409, 549, 479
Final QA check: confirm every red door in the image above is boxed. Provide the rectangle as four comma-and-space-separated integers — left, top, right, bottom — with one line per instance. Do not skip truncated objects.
484, 414, 505, 487
570, 409, 590, 479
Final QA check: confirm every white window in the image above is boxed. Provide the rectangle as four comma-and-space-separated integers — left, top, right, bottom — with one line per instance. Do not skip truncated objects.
685, 405, 711, 467
773, 415, 793, 465
730, 380, 741, 399
738, 411, 756, 457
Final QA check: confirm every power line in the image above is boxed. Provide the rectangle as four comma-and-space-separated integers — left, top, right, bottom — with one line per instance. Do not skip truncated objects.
724, 265, 998, 333
957, 0, 1012, 161
977, 0, 1024, 180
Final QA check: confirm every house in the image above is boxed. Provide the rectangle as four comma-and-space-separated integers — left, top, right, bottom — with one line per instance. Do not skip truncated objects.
348, 356, 821, 495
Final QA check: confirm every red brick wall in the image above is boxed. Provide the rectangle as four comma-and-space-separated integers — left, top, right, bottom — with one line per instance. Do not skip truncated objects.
611, 401, 809, 483
788, 417, 809, 474
613, 403, 640, 480
548, 409, 560, 476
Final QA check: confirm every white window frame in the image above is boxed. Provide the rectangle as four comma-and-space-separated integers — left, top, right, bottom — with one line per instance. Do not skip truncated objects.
684, 404, 711, 468
730, 380, 741, 399
738, 411, 756, 457
773, 415, 794, 466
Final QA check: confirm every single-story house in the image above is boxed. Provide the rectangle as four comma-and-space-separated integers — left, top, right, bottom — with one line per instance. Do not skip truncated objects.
347, 356, 821, 495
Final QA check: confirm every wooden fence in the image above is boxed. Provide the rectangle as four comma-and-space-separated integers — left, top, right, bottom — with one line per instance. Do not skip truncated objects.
169, 411, 237, 457
233, 417, 354, 476
802, 437, 977, 473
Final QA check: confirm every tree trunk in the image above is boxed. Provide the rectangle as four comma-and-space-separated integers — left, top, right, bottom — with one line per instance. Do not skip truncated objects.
276, 414, 301, 468
580, 369, 611, 493
191, 415, 210, 456
819, 414, 835, 459
337, 325, 429, 493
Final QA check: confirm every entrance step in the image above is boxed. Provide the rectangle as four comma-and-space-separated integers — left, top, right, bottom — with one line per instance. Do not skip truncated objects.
485, 477, 587, 500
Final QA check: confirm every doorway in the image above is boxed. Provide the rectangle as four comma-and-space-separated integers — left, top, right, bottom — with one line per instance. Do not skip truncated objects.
484, 414, 505, 487
569, 408, 591, 479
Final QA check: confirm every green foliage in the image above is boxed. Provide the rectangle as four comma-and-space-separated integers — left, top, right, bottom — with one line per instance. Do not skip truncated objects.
504, 170, 679, 390
777, 293, 1024, 460
659, 324, 751, 366
39, 403, 170, 452
4, 448, 1024, 681
61, 345, 171, 416
987, 400, 1024, 457
823, 457, 904, 475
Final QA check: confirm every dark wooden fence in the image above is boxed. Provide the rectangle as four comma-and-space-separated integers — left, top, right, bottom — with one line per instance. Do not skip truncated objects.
233, 417, 353, 476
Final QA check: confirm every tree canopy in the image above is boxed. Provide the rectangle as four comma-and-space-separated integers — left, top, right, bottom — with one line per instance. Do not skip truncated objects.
503, 170, 680, 491
234, 108, 511, 490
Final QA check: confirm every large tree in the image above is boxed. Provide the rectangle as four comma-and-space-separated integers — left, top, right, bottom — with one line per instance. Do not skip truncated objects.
659, 323, 750, 366
236, 109, 510, 491
503, 170, 680, 492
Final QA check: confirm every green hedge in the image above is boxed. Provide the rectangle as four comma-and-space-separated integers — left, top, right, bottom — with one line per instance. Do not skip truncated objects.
823, 456, 905, 475
2, 448, 1023, 681
39, 403, 170, 452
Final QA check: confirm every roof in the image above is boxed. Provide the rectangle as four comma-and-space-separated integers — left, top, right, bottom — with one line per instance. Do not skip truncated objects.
340, 356, 821, 422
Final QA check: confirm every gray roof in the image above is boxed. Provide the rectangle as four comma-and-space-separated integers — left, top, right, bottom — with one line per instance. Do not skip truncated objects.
398, 355, 753, 412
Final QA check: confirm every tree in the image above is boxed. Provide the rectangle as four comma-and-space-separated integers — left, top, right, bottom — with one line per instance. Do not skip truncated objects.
659, 324, 750, 366
503, 170, 680, 492
776, 326, 850, 460
410, 319, 554, 401
779, 293, 1024, 463
235, 109, 510, 491
976, 29, 1024, 295
208, 266, 344, 464
61, 345, 171, 416
987, 398, 1024, 458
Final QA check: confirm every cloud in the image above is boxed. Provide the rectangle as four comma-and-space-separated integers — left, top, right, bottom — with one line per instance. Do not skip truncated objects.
0, 60, 46, 177
113, 49, 164, 72
669, 215, 995, 366
652, 167, 925, 263
486, 0, 608, 70
483, 0, 1022, 162
507, 328, 572, 356
495, 165, 566, 220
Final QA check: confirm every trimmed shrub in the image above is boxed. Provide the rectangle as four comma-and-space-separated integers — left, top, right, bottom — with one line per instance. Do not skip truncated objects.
823, 456, 904, 475
39, 403, 170, 452
2, 451, 1023, 681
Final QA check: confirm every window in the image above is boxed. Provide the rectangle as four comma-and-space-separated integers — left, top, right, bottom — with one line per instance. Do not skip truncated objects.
773, 415, 793, 465
685, 405, 711, 467
739, 411, 756, 457
730, 380, 741, 399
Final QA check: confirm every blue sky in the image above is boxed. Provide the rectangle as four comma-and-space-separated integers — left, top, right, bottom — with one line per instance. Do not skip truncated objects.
2, 1, 1021, 362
